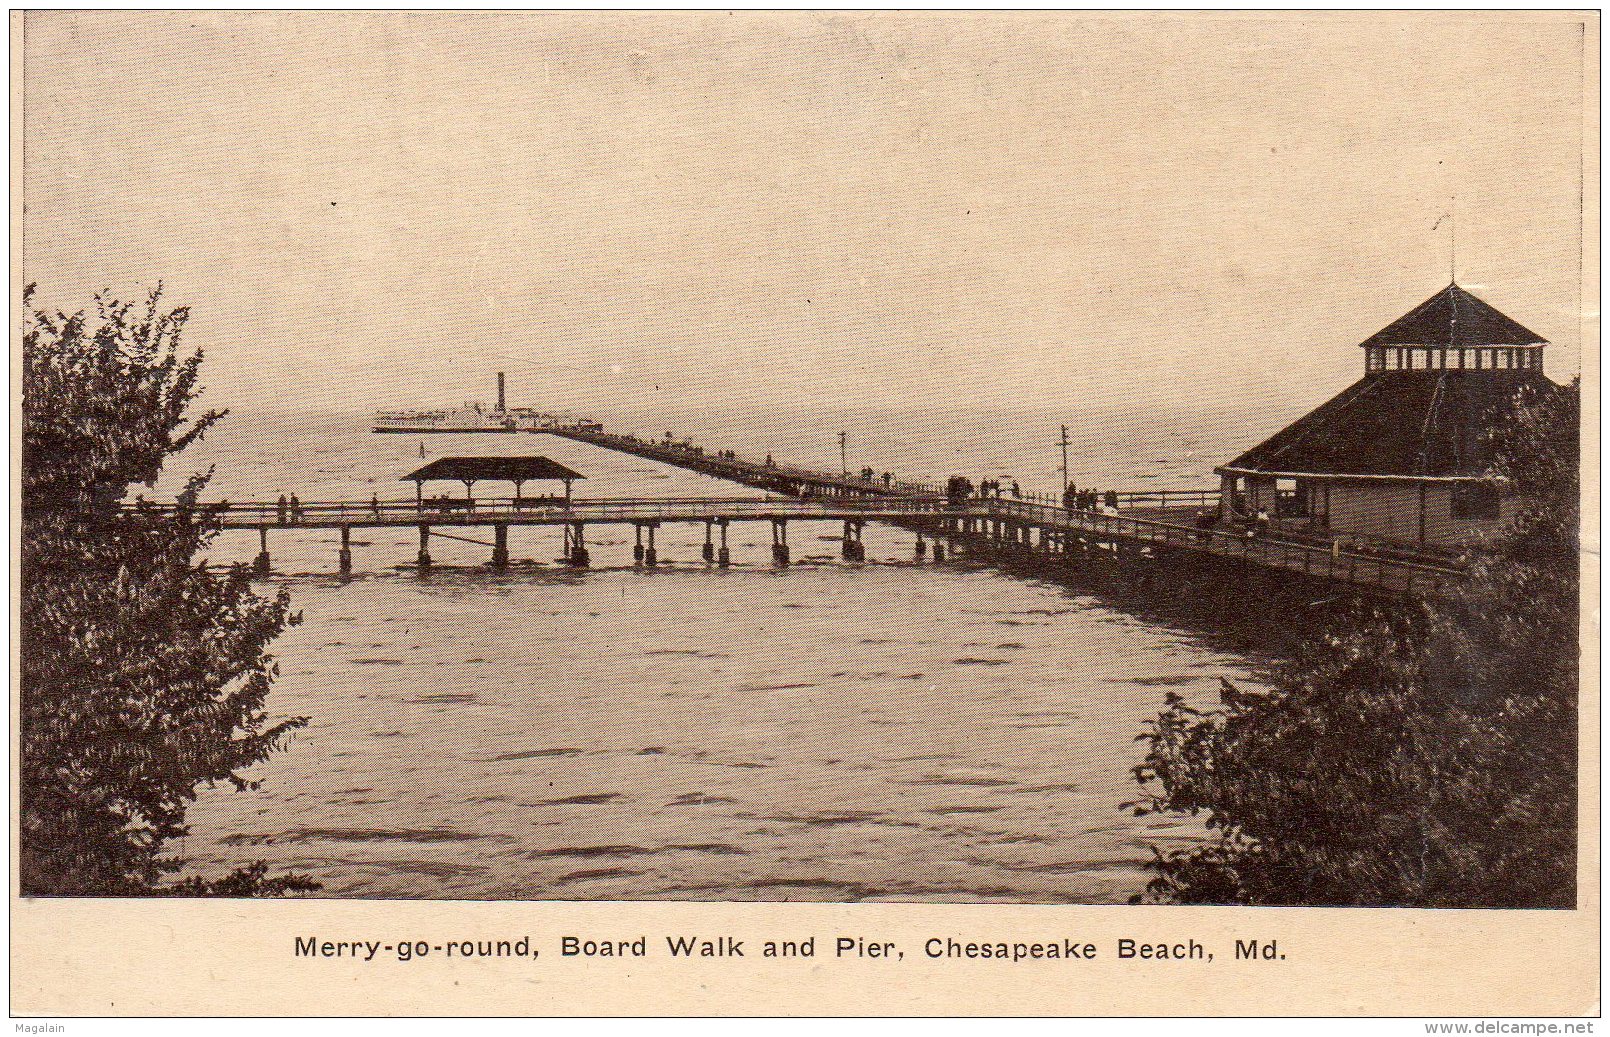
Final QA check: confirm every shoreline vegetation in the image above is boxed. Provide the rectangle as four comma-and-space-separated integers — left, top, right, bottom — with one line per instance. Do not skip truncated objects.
20, 287, 315, 896
19, 286, 1580, 905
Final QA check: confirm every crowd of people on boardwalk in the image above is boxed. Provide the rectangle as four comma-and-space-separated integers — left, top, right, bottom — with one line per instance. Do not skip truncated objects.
856, 466, 897, 487
1061, 483, 1119, 513
276, 494, 304, 522
946, 476, 1124, 511
971, 478, 1022, 499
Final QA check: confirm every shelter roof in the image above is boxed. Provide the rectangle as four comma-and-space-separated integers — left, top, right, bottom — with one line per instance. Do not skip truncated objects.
402, 457, 585, 483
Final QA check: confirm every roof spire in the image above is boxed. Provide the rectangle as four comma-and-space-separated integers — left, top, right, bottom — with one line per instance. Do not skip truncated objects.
1449, 197, 1457, 286
1432, 203, 1457, 287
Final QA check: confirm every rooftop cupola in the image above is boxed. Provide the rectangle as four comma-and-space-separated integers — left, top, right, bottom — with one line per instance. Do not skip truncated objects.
1359, 282, 1547, 374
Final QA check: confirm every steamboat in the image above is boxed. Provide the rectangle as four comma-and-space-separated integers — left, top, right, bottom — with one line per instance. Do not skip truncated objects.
372, 373, 600, 434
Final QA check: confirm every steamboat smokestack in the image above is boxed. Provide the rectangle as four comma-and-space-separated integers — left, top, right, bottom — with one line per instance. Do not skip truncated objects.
497, 371, 506, 412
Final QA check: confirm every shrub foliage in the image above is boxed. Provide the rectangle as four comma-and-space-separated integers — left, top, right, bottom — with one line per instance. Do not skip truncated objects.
21, 286, 313, 896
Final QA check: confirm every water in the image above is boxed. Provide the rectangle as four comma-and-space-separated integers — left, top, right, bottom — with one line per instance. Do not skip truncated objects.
164, 406, 1270, 902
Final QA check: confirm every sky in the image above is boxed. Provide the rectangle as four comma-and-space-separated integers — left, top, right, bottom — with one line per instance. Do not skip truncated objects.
18, 11, 1593, 428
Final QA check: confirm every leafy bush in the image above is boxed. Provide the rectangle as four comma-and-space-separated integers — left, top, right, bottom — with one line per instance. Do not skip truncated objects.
21, 286, 315, 896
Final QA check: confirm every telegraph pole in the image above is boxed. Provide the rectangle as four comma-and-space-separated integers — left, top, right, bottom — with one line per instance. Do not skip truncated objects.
1058, 424, 1071, 492
839, 431, 849, 478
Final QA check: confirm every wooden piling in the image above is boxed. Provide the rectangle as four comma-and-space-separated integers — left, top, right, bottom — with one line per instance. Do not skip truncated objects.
771, 519, 790, 566
569, 522, 589, 567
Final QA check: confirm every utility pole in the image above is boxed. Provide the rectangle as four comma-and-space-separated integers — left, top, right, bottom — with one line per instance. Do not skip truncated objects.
1058, 424, 1071, 492
838, 431, 849, 478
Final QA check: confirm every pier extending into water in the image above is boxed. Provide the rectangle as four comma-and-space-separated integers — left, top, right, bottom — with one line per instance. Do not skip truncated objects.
534, 426, 1465, 598
134, 483, 1462, 597
145, 495, 959, 571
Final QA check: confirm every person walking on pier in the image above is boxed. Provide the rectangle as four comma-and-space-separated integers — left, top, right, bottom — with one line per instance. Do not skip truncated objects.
289, 494, 303, 523
370, 494, 381, 519
1010, 480, 1021, 499
1063, 482, 1077, 509
276, 494, 288, 523
1104, 489, 1119, 511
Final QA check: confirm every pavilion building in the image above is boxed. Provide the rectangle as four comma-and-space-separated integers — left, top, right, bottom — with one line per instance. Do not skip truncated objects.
1215, 282, 1559, 550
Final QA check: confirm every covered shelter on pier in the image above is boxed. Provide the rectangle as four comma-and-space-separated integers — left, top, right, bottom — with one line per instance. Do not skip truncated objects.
1215, 282, 1560, 550
402, 456, 585, 508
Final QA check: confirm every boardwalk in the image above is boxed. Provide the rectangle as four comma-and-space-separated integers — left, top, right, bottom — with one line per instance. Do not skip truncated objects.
967, 498, 1463, 598
135, 494, 963, 573
536, 426, 1464, 598
542, 427, 946, 499
144, 488, 1463, 597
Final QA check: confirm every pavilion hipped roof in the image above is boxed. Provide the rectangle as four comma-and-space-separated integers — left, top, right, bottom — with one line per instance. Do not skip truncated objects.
1218, 370, 1556, 479
402, 457, 586, 483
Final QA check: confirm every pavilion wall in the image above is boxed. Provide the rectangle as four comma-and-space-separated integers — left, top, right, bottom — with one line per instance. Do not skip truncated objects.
1325, 480, 1522, 549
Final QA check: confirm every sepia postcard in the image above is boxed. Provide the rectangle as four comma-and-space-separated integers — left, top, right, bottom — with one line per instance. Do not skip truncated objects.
9, 8, 1601, 1020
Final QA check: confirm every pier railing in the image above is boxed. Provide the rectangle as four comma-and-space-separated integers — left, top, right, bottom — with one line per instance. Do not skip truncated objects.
128, 495, 958, 527
1015, 488, 1218, 510
974, 499, 1463, 597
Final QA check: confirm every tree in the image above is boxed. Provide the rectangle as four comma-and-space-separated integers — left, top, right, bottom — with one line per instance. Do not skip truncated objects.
1133, 379, 1579, 908
21, 285, 314, 896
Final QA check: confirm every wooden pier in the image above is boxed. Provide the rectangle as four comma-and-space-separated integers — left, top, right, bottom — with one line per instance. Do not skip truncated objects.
139, 480, 1463, 596
542, 426, 949, 500
535, 426, 1464, 597
135, 495, 962, 573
